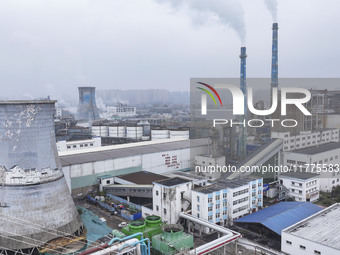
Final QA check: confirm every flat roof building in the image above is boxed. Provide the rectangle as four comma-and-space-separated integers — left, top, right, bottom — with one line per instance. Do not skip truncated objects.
282, 203, 340, 255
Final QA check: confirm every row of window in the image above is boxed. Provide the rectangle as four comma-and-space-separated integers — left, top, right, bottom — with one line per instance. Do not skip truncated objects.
66, 143, 94, 149
285, 240, 321, 254
233, 205, 248, 214
233, 188, 249, 197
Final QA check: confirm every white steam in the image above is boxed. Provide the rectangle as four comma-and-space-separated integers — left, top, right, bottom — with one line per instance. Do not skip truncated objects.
157, 0, 246, 44
264, 0, 278, 22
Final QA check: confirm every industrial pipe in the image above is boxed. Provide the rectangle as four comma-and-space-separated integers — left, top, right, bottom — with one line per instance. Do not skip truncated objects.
180, 211, 242, 255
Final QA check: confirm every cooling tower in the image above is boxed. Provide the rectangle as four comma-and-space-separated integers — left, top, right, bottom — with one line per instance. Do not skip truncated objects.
0, 100, 82, 251
76, 87, 100, 121
238, 47, 247, 159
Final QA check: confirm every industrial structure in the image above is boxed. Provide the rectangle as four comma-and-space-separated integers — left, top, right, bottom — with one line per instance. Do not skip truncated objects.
238, 46, 248, 159
0, 100, 82, 253
271, 23, 279, 92
76, 87, 100, 121
282, 203, 340, 255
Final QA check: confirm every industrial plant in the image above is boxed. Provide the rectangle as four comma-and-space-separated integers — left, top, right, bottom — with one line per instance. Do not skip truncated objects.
0, 5, 340, 255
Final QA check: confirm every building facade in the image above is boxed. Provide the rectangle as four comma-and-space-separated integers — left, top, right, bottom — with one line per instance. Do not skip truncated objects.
282, 203, 340, 255
56, 137, 101, 152
152, 178, 193, 224
283, 142, 340, 192
279, 172, 320, 202
191, 177, 263, 232
272, 129, 339, 152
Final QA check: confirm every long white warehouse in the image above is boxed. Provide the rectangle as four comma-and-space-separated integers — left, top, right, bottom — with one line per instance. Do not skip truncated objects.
59, 138, 208, 195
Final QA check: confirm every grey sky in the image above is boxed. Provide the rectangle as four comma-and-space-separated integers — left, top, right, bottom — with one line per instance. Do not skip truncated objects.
0, 0, 339, 100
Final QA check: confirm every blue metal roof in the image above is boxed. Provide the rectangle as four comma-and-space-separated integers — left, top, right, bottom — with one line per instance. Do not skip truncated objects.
235, 202, 322, 235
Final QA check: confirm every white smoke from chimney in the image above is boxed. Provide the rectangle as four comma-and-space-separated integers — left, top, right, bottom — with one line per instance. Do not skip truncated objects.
264, 0, 278, 22
156, 0, 246, 44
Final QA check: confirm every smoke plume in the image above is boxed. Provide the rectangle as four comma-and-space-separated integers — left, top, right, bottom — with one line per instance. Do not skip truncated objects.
264, 0, 278, 22
157, 0, 246, 44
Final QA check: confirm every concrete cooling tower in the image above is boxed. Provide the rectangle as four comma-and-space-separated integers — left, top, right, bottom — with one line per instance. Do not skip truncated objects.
0, 100, 82, 252
76, 87, 100, 121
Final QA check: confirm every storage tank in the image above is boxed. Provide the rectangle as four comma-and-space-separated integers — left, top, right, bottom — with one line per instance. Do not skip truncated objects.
151, 129, 170, 140
126, 126, 143, 140
92, 125, 109, 137
169, 129, 189, 140
108, 125, 126, 138
137, 121, 151, 136
0, 100, 83, 251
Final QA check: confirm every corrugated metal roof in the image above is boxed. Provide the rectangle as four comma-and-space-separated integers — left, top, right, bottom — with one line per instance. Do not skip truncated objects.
235, 202, 323, 235
59, 138, 208, 167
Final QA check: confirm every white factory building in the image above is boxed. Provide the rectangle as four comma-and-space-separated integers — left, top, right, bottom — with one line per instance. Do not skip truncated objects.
191, 177, 263, 232
271, 129, 339, 152
152, 177, 193, 224
278, 172, 320, 202
56, 137, 101, 152
59, 138, 208, 195
282, 203, 340, 255
283, 142, 340, 192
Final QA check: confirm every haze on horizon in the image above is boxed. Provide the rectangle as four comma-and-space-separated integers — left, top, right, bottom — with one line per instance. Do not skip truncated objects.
0, 0, 339, 102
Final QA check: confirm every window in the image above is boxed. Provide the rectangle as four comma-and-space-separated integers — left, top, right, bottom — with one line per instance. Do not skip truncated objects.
216, 204, 219, 209
163, 193, 166, 200
164, 208, 167, 214
300, 245, 306, 250
84, 144, 88, 147
156, 191, 159, 196
223, 193, 227, 198
216, 213, 220, 218
216, 195, 220, 201
208, 206, 213, 212
90, 143, 94, 146
73, 145, 76, 148
208, 197, 212, 203
67, 146, 71, 149
80, 144, 83, 147
197, 196, 200, 202
208, 216, 212, 221
314, 250, 321, 255
286, 240, 292, 245
197, 205, 200, 211
106, 180, 110, 184
156, 205, 159, 211
197, 213, 200, 218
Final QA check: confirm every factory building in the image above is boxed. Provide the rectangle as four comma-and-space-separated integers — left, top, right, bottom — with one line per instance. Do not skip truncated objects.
0, 100, 82, 252
153, 177, 193, 224
56, 137, 101, 152
272, 129, 339, 151
278, 172, 320, 202
59, 138, 208, 195
283, 142, 340, 192
282, 203, 340, 255
191, 177, 263, 232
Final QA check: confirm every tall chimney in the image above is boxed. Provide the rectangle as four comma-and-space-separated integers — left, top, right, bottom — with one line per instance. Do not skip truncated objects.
271, 23, 279, 89
238, 47, 247, 159
76, 87, 100, 121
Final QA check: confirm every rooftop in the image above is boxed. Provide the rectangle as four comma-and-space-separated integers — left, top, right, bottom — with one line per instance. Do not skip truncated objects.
279, 171, 319, 180
292, 142, 340, 155
193, 177, 260, 194
283, 203, 340, 250
235, 202, 322, 235
59, 138, 208, 167
116, 171, 169, 185
154, 177, 190, 187
0, 100, 57, 105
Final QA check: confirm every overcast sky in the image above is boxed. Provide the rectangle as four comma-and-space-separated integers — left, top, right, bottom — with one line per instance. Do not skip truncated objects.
0, 0, 339, 100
